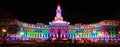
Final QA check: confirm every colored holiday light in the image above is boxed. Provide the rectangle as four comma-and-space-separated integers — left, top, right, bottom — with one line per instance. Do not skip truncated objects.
56, 4, 61, 16
2, 4, 118, 42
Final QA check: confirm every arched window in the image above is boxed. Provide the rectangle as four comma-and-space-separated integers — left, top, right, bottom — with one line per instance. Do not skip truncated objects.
109, 21, 113, 25
114, 21, 118, 25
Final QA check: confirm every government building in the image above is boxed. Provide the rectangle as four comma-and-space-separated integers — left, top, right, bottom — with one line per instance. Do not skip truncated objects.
0, 4, 120, 42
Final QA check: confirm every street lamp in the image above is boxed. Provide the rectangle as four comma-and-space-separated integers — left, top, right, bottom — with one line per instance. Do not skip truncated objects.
20, 32, 24, 35
2, 29, 6, 33
119, 31, 120, 34
2, 28, 7, 45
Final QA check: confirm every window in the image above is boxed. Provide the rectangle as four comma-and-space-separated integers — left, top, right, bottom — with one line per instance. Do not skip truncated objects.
63, 23, 66, 26
56, 23, 59, 26
109, 21, 113, 25
115, 21, 118, 25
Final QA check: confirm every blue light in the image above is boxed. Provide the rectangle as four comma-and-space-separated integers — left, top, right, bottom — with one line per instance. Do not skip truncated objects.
105, 38, 108, 41
11, 37, 16, 41
118, 38, 120, 41
68, 34, 71, 38
102, 38, 104, 40
76, 30, 79, 33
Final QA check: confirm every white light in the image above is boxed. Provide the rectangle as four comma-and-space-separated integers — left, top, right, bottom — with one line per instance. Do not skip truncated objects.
57, 34, 58, 38
98, 33, 102, 36
119, 31, 120, 34
52, 20, 67, 23
21, 32, 24, 35
2, 29, 6, 32
93, 31, 96, 33
79, 33, 82, 35
64, 35, 66, 37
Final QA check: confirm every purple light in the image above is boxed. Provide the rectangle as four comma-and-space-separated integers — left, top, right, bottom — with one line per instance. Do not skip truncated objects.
118, 38, 120, 41
56, 4, 61, 16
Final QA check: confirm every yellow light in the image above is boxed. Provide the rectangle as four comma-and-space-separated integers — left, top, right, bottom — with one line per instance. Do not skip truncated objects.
76, 35, 79, 38
98, 33, 102, 37
119, 31, 120, 34
62, 38, 68, 40
76, 33, 79, 38
81, 40, 84, 43
2, 29, 6, 33
52, 38, 56, 40
21, 32, 24, 35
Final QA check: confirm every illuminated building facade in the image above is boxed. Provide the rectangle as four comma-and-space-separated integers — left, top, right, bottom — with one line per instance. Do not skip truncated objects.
0, 4, 120, 42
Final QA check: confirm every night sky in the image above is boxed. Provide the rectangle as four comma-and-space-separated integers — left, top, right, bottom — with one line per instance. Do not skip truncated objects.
1, 0, 120, 25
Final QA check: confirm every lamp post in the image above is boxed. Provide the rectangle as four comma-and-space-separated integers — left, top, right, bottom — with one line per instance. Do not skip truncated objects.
117, 31, 120, 38
119, 31, 120, 34
2, 28, 7, 45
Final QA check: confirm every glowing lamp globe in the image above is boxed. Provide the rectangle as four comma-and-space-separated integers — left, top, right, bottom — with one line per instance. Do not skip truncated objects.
119, 31, 120, 34
98, 33, 102, 37
2, 29, 6, 33
21, 32, 24, 35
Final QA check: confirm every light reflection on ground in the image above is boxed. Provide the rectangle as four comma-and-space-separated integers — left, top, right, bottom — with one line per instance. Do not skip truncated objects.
0, 41, 120, 47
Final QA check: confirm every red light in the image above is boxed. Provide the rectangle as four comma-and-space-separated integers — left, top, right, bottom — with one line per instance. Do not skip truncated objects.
53, 23, 55, 26
62, 29, 64, 35
109, 21, 112, 25
60, 23, 62, 26
14, 19, 17, 24
115, 21, 118, 25
104, 21, 107, 25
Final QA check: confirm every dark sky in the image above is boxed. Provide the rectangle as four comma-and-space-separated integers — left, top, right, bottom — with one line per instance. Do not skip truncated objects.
1, 0, 120, 24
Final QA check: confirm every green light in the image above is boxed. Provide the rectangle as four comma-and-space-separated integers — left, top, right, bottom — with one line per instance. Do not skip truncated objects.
69, 30, 76, 33
18, 32, 23, 37
56, 23, 59, 26
110, 31, 116, 37
82, 33, 85, 38
63, 23, 66, 26
86, 32, 90, 38
2, 33, 4, 37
